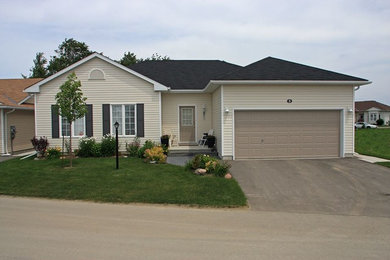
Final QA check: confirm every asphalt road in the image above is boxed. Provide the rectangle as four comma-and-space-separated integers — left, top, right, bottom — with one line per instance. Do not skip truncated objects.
1, 196, 390, 259
231, 158, 390, 217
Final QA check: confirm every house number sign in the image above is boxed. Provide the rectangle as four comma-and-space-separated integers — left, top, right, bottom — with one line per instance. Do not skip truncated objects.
287, 99, 292, 103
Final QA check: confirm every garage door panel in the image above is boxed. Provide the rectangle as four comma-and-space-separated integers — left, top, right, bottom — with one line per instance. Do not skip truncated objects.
235, 110, 340, 159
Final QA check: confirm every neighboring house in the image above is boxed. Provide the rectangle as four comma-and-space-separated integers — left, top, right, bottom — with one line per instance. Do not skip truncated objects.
355, 101, 390, 125
0, 78, 42, 155
25, 53, 370, 160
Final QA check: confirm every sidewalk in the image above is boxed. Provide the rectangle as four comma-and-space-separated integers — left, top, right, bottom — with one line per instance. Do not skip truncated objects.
354, 153, 390, 163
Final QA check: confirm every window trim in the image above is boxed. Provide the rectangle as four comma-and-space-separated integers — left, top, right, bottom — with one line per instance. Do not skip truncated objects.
110, 104, 137, 137
59, 116, 86, 138
181, 107, 194, 126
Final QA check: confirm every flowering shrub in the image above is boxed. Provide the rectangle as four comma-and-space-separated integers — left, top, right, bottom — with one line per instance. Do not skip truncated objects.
77, 137, 96, 157
101, 134, 117, 157
138, 140, 155, 158
188, 154, 216, 169
185, 154, 231, 177
47, 147, 61, 159
144, 146, 167, 163
126, 137, 141, 157
91, 142, 102, 157
31, 136, 49, 156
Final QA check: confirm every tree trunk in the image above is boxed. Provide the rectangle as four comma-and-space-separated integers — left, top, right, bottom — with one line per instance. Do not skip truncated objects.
69, 121, 73, 168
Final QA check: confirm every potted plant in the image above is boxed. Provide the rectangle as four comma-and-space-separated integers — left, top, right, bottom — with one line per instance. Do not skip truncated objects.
206, 135, 216, 148
160, 134, 170, 147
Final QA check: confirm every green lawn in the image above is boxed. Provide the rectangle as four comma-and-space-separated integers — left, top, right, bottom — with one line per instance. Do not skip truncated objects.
0, 157, 247, 207
376, 162, 390, 168
355, 128, 390, 159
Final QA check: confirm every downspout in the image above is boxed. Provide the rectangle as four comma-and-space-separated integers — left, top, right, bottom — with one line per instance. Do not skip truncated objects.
3, 109, 16, 155
1, 109, 4, 154
353, 86, 360, 156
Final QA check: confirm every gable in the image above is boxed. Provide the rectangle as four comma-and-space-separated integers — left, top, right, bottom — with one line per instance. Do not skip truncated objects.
24, 53, 168, 93
36, 57, 161, 101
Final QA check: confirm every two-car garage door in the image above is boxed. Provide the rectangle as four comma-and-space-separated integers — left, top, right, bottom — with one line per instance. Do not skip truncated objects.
234, 110, 341, 159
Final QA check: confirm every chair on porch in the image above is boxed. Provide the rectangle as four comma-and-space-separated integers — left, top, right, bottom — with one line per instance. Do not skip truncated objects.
198, 129, 214, 147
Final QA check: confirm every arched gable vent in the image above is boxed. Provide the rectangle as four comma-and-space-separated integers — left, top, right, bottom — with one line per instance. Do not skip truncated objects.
89, 69, 105, 80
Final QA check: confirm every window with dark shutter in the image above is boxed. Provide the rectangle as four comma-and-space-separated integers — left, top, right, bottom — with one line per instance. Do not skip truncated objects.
136, 103, 144, 137
51, 105, 59, 138
102, 104, 110, 135
86, 104, 93, 137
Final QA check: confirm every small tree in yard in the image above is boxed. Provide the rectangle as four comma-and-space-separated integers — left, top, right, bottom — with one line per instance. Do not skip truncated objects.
55, 72, 87, 167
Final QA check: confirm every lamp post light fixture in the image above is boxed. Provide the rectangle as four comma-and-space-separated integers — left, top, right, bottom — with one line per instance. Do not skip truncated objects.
114, 121, 119, 170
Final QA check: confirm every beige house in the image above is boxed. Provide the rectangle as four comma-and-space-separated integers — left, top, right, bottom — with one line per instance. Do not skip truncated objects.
355, 100, 390, 125
1, 78, 42, 155
25, 53, 370, 160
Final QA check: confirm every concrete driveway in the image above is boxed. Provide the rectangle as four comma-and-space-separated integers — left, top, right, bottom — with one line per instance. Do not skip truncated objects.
231, 158, 390, 217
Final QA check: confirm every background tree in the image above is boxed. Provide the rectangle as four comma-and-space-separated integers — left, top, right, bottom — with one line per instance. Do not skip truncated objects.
47, 38, 93, 75
55, 72, 87, 167
30, 52, 48, 78
137, 53, 170, 62
119, 52, 137, 66
118, 52, 170, 66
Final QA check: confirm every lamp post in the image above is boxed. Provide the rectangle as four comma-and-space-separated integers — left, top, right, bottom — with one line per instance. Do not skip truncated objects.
114, 121, 119, 170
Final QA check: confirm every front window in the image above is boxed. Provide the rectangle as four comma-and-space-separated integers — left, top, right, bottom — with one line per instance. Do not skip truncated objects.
61, 117, 85, 137
111, 104, 136, 136
370, 113, 377, 121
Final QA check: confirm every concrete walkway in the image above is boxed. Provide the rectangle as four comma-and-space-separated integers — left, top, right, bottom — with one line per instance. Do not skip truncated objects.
354, 153, 390, 163
166, 155, 192, 166
1, 196, 390, 259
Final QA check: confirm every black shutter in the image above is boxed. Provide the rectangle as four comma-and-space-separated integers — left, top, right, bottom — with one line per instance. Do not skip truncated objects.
51, 105, 59, 138
85, 104, 93, 137
136, 103, 144, 137
102, 104, 110, 135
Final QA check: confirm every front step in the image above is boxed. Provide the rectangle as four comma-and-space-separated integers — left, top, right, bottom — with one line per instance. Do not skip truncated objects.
168, 148, 218, 157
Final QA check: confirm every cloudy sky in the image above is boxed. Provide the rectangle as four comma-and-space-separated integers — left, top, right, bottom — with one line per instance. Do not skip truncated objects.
0, 0, 389, 103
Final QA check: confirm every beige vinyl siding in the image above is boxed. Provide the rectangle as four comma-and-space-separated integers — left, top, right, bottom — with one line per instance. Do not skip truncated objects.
162, 93, 212, 146
6, 110, 35, 152
222, 85, 354, 158
35, 57, 160, 150
212, 87, 222, 154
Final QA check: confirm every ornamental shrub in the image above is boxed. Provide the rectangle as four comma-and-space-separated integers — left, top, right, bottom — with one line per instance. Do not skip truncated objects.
31, 136, 49, 155
138, 140, 155, 158
91, 142, 102, 157
47, 147, 61, 159
101, 134, 117, 157
126, 137, 141, 157
376, 118, 384, 126
212, 161, 231, 177
144, 146, 167, 163
190, 154, 216, 169
186, 154, 231, 177
77, 137, 96, 157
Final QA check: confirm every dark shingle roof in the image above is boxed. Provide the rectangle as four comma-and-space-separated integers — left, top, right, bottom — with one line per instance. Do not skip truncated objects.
129, 60, 242, 90
128, 57, 368, 90
355, 101, 390, 111
218, 57, 368, 81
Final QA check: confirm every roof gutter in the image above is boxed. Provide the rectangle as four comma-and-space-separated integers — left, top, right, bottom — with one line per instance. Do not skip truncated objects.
203, 80, 371, 92
0, 106, 34, 110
